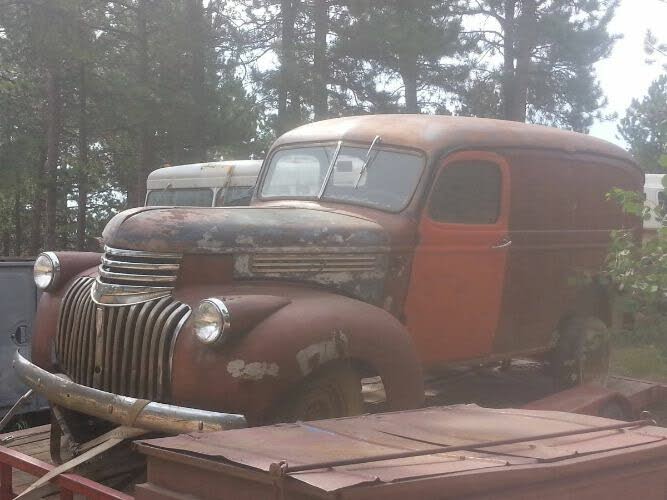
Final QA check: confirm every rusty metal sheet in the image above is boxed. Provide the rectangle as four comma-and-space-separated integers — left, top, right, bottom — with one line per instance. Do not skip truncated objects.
272, 115, 638, 169
138, 404, 667, 493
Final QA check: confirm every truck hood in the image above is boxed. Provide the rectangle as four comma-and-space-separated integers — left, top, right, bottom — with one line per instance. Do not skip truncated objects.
102, 206, 390, 254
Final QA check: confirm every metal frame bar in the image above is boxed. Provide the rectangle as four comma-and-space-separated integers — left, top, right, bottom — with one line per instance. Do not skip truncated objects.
0, 445, 132, 500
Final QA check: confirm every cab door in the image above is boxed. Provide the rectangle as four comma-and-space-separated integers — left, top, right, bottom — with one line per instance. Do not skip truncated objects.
404, 151, 511, 367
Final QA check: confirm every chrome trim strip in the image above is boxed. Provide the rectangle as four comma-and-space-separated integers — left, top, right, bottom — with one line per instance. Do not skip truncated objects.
253, 255, 377, 262
104, 246, 181, 260
101, 256, 180, 272
13, 351, 247, 434
91, 279, 173, 306
98, 266, 176, 284
168, 309, 191, 385
250, 253, 379, 274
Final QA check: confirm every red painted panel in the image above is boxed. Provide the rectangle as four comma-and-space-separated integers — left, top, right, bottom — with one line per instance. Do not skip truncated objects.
405, 151, 511, 366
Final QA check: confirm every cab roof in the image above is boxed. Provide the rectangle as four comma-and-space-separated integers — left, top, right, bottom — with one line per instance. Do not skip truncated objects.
146, 160, 262, 190
273, 115, 637, 167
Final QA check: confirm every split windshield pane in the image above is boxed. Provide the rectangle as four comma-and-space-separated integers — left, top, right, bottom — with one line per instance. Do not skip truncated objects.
261, 145, 424, 212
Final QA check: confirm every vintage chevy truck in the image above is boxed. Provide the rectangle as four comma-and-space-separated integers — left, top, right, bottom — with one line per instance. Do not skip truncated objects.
15, 115, 642, 450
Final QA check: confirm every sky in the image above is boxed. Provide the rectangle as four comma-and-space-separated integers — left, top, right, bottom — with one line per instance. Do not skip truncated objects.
588, 0, 666, 146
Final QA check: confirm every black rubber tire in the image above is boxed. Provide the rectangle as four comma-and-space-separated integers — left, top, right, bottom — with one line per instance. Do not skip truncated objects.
267, 364, 363, 423
551, 317, 611, 388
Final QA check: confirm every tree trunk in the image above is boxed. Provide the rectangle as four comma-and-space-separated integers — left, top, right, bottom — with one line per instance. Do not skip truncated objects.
511, 0, 536, 122
1, 231, 9, 257
278, 0, 298, 134
44, 65, 62, 250
400, 57, 419, 113
187, 0, 207, 162
501, 0, 517, 121
313, 0, 328, 120
133, 0, 153, 208
77, 62, 89, 250
13, 183, 22, 256
29, 146, 46, 256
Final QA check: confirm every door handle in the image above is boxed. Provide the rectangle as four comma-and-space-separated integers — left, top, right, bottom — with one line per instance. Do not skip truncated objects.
491, 237, 512, 250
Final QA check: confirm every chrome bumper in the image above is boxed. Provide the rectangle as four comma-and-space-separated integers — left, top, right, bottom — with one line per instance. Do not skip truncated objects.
13, 351, 247, 434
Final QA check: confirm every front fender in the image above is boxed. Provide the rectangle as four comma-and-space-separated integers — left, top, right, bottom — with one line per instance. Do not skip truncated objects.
170, 291, 424, 423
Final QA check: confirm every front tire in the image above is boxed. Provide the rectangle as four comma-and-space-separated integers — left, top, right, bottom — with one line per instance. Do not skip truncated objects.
267, 364, 363, 423
550, 317, 611, 388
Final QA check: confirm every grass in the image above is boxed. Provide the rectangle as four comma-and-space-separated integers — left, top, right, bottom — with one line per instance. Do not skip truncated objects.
610, 316, 667, 382
611, 345, 667, 382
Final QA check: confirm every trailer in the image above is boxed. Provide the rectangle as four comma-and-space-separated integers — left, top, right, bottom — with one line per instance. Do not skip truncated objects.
0, 260, 45, 423
1, 366, 666, 499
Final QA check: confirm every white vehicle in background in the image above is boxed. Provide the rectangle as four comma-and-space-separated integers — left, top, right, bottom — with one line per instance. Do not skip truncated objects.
644, 173, 666, 233
145, 160, 262, 207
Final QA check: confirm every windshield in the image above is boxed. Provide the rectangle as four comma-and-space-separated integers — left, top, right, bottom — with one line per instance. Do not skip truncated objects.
215, 185, 255, 207
260, 145, 424, 211
145, 188, 214, 207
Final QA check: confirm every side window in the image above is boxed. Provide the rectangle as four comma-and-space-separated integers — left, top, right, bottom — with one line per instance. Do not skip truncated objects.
429, 160, 502, 224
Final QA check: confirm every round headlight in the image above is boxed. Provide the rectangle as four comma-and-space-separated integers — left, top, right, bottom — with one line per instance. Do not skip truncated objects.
193, 298, 231, 345
33, 252, 61, 291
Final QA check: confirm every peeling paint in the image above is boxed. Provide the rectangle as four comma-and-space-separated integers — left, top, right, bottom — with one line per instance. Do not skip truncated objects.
227, 360, 279, 381
296, 330, 349, 376
235, 234, 256, 246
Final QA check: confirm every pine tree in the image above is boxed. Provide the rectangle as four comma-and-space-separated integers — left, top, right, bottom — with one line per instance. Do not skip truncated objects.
462, 0, 618, 131
618, 75, 667, 174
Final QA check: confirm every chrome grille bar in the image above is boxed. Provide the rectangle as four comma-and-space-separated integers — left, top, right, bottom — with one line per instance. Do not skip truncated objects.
101, 256, 180, 272
95, 246, 183, 305
56, 276, 190, 402
98, 268, 177, 284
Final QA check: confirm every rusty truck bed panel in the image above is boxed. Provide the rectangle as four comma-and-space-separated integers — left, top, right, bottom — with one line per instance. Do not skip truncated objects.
137, 405, 667, 498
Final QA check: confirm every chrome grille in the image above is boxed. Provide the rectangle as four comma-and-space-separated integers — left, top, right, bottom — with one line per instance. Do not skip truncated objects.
93, 246, 183, 305
56, 277, 190, 401
99, 246, 182, 286
250, 253, 379, 274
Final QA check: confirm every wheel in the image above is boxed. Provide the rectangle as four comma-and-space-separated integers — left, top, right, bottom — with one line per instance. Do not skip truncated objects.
267, 364, 363, 423
550, 317, 611, 388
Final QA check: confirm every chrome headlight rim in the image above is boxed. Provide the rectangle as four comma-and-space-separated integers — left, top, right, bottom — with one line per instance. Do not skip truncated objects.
193, 298, 231, 345
33, 252, 61, 291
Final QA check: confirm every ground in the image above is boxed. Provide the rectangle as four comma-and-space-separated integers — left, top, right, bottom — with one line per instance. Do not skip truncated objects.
612, 345, 667, 382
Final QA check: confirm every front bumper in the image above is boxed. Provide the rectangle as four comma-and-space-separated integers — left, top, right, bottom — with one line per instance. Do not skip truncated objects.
13, 351, 247, 434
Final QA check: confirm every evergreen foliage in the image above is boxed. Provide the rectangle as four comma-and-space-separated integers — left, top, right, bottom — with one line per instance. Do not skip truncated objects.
0, 0, 625, 254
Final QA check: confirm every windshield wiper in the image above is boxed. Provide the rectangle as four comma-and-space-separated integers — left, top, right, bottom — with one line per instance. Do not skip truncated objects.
353, 135, 382, 189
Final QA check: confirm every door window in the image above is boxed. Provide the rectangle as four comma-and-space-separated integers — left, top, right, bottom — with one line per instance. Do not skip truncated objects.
428, 161, 502, 224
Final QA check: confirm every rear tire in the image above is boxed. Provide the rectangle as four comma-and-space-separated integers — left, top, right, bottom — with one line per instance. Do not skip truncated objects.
550, 317, 611, 388
267, 364, 363, 423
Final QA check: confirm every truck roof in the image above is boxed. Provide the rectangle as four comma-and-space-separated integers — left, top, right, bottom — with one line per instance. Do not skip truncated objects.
645, 173, 665, 188
146, 160, 262, 190
273, 115, 639, 168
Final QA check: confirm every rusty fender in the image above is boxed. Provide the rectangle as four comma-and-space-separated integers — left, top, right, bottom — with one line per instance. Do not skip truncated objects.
170, 291, 424, 423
